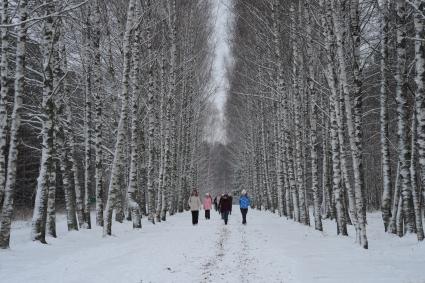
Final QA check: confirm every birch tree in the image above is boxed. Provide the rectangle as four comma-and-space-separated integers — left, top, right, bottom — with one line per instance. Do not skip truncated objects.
103, 0, 136, 236
0, 0, 28, 249
31, 0, 57, 243
413, 0, 425, 241
0, 0, 9, 206
380, 0, 392, 233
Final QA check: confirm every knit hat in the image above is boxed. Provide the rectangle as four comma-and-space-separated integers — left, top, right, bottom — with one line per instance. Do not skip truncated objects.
241, 189, 247, 195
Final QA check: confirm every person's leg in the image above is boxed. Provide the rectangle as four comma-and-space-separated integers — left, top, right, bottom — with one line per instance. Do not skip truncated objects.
194, 211, 199, 224
242, 209, 248, 224
224, 211, 229, 224
191, 211, 195, 225
206, 210, 210, 219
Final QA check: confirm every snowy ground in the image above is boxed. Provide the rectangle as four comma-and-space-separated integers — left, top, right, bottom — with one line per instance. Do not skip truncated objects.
1, 207, 424, 283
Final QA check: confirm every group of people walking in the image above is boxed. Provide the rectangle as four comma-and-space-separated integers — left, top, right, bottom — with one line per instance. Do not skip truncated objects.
187, 189, 251, 226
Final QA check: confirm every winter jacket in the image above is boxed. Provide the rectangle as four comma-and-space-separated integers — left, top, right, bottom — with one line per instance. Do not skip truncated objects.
203, 197, 212, 210
239, 195, 250, 209
188, 196, 202, 211
219, 195, 232, 213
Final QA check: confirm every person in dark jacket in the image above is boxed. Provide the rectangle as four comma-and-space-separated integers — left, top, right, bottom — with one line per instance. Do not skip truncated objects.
239, 189, 251, 225
219, 193, 232, 225
218, 194, 223, 217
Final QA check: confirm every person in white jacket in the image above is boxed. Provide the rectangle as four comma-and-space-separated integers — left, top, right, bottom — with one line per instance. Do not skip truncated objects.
188, 189, 202, 225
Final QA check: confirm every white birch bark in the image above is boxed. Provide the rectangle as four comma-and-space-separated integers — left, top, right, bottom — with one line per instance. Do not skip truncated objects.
332, 0, 367, 247
380, 0, 392, 232
389, 162, 401, 234
145, 0, 156, 223
322, 0, 347, 236
337, 91, 356, 227
410, 109, 424, 240
0, 0, 9, 205
103, 0, 136, 236
395, 0, 414, 234
156, 36, 166, 223
413, 0, 425, 241
31, 0, 56, 243
289, 3, 301, 222
65, 103, 85, 227
82, 8, 92, 229
127, 7, 142, 228
322, 103, 333, 219
57, 125, 78, 231
160, 1, 177, 220
0, 0, 28, 249
350, 0, 367, 227
92, 0, 104, 227
55, 40, 78, 232
284, 99, 299, 220
47, 17, 63, 238
306, 1, 322, 231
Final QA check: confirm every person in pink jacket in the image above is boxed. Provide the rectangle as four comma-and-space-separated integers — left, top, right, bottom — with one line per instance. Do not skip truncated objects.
203, 193, 213, 220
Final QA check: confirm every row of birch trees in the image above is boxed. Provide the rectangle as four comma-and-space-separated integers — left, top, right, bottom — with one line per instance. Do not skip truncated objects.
226, 0, 425, 249
0, 0, 214, 249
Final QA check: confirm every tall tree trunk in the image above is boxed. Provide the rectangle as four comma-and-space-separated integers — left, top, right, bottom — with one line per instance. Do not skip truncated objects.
0, 0, 10, 206
395, 0, 414, 234
57, 126, 78, 231
161, 1, 177, 220
0, 0, 28, 249
413, 0, 425, 241
322, 102, 333, 219
332, 0, 367, 247
411, 109, 424, 240
306, 1, 322, 231
65, 104, 85, 227
322, 0, 347, 236
350, 0, 368, 248
380, 0, 392, 232
127, 12, 142, 229
145, 0, 157, 223
103, 0, 136, 236
82, 7, 92, 229
389, 162, 401, 234
92, 0, 104, 227
31, 0, 56, 244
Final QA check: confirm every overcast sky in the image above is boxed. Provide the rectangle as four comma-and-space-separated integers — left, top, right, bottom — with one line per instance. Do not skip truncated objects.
210, 0, 232, 143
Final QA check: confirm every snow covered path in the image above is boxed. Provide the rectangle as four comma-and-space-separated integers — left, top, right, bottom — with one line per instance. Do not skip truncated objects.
1, 207, 424, 283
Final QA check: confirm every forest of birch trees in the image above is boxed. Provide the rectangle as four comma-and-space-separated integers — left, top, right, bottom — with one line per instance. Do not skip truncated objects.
0, 0, 216, 248
226, 0, 425, 249
1, 0, 425, 251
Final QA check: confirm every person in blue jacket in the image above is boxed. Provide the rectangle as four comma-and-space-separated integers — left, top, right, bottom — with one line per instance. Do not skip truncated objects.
239, 189, 250, 225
